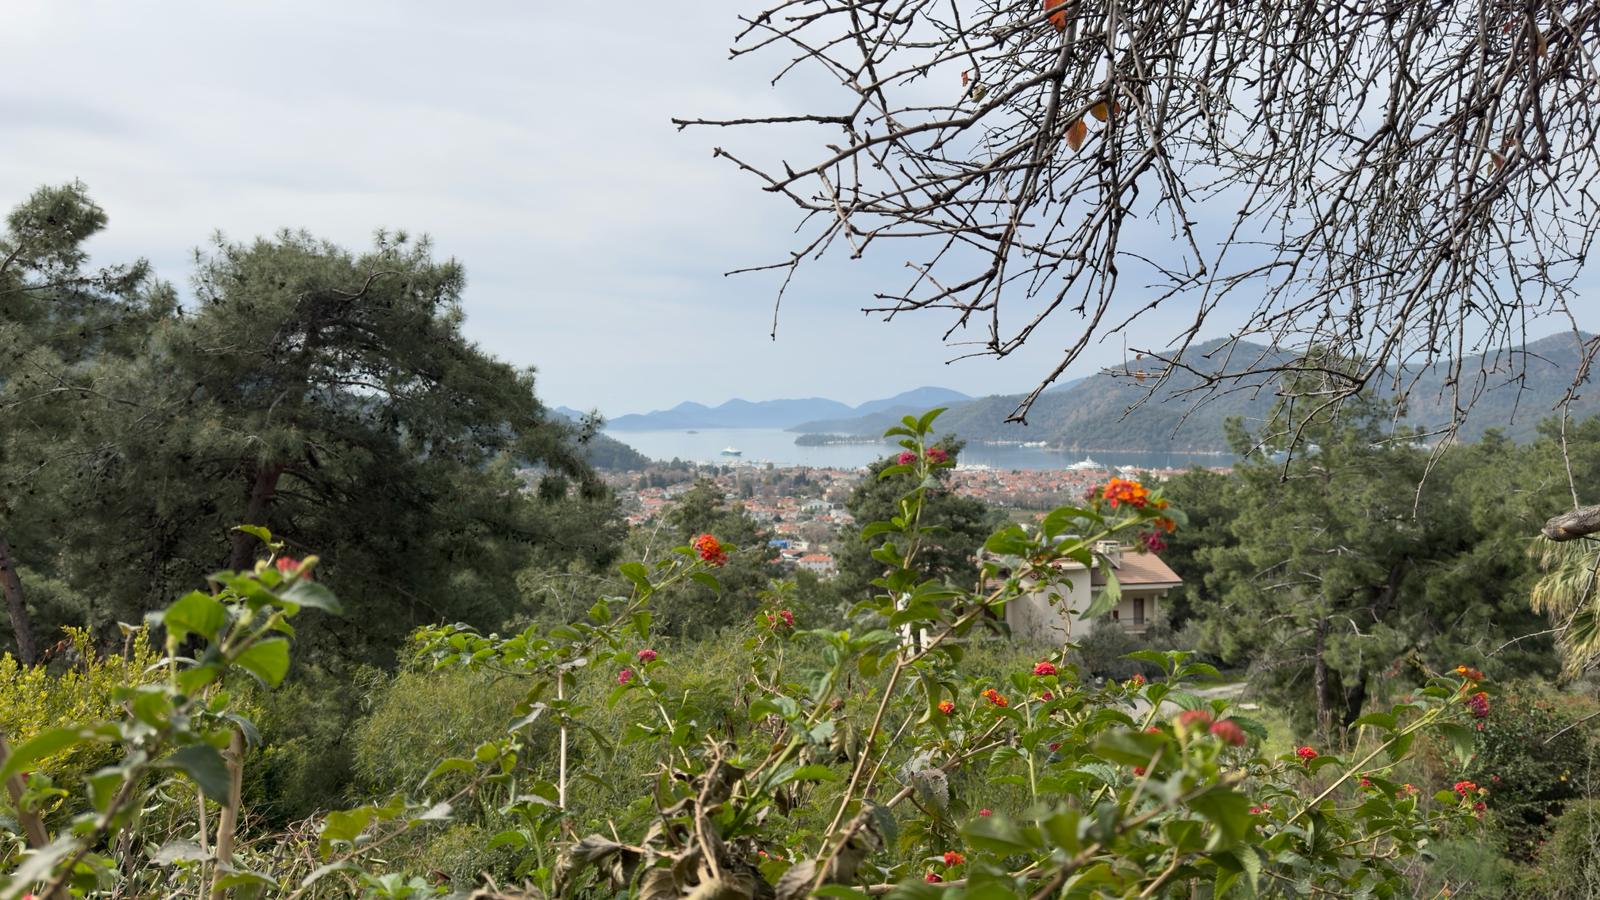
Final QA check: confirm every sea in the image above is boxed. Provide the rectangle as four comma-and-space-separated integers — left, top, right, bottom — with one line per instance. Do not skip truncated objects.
603, 428, 1234, 471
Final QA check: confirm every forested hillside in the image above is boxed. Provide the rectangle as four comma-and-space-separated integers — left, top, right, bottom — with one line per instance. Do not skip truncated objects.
805, 336, 1598, 451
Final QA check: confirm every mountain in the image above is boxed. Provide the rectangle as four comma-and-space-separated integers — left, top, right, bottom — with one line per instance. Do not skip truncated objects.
602, 387, 973, 431
790, 379, 1083, 435
547, 407, 652, 470
791, 334, 1597, 451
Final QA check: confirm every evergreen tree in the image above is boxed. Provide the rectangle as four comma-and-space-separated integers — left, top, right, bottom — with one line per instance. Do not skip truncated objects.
834, 440, 1001, 600
2, 188, 625, 663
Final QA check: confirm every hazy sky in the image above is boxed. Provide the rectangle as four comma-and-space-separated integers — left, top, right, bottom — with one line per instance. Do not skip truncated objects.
5, 2, 1594, 416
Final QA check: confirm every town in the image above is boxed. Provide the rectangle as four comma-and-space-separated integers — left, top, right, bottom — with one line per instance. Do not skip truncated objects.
598, 458, 1232, 578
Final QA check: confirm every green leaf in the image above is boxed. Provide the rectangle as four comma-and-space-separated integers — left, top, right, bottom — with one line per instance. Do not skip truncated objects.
1438, 722, 1478, 767
163, 591, 227, 644
233, 639, 291, 687
164, 744, 232, 799
1189, 787, 1254, 848
1350, 712, 1397, 732
280, 581, 343, 615
0, 728, 86, 782
232, 524, 274, 545
1230, 846, 1262, 895
915, 407, 947, 434
618, 561, 651, 593
589, 599, 612, 624
777, 764, 843, 785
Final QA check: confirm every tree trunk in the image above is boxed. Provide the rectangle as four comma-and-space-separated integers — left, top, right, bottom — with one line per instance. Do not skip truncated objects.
1341, 676, 1368, 732
1543, 504, 1600, 542
0, 533, 39, 665
1313, 619, 1333, 738
227, 463, 285, 572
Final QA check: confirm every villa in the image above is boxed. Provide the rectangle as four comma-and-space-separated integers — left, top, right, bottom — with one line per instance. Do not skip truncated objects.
999, 540, 1182, 643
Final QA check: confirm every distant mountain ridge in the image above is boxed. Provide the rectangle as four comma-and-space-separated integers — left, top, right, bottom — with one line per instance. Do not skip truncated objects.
792, 333, 1598, 451
600, 386, 973, 431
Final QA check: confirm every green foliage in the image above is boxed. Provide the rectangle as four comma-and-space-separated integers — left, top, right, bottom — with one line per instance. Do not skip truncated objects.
0, 185, 626, 668
1459, 685, 1597, 859
0, 629, 161, 793
1189, 404, 1560, 734
834, 438, 1003, 601
352, 669, 529, 798
1530, 799, 1600, 900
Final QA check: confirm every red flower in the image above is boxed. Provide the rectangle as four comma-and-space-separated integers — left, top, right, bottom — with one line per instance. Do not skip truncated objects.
1145, 726, 1161, 734
617, 668, 634, 685
897, 451, 918, 465
1249, 806, 1262, 815
1033, 660, 1058, 677
1139, 531, 1167, 554
978, 808, 992, 817
1048, 742, 1060, 751
938, 700, 956, 715
1359, 776, 1373, 788
1100, 478, 1150, 509
925, 447, 949, 464
1474, 801, 1487, 812
982, 688, 1008, 708
637, 648, 658, 663
779, 609, 794, 628
1209, 719, 1246, 746
942, 851, 965, 867
1132, 766, 1146, 776
1039, 691, 1054, 701
692, 534, 729, 567
1454, 780, 1479, 797
274, 556, 311, 581
1466, 691, 1490, 718
924, 873, 942, 883
1399, 783, 1418, 796
1129, 673, 1146, 687
1296, 746, 1318, 761
1455, 665, 1485, 682
1176, 709, 1213, 730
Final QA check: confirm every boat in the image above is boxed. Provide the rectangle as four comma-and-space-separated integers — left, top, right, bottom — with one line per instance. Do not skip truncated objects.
1066, 456, 1105, 471
720, 446, 742, 457
686, 430, 698, 434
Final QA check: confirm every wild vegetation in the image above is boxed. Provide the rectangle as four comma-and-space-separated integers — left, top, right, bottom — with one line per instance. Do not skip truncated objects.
3, 180, 1599, 899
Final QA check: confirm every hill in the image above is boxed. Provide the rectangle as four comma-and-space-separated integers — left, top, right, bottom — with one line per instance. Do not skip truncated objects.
603, 387, 971, 430
799, 333, 1596, 450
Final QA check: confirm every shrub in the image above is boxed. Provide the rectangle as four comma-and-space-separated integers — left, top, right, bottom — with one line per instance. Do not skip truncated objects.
1458, 683, 1597, 858
1530, 799, 1600, 900
0, 628, 159, 798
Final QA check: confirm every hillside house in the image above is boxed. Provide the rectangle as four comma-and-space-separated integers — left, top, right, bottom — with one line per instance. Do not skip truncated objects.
1001, 540, 1181, 644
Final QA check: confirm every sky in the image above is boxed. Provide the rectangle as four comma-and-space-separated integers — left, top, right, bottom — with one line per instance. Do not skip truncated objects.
4, 2, 1595, 417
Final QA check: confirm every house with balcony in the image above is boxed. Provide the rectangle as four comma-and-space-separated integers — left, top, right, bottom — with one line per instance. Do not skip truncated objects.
999, 540, 1182, 644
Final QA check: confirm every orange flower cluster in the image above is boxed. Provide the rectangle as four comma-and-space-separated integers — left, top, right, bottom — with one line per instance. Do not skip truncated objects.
937, 700, 956, 715
982, 688, 1008, 708
692, 533, 729, 567
1101, 478, 1150, 509
942, 851, 965, 867
1455, 664, 1485, 682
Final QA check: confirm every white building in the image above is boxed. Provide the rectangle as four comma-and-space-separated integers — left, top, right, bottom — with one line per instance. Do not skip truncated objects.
999, 540, 1182, 643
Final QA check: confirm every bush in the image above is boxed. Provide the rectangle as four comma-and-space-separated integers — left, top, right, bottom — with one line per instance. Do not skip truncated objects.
1409, 839, 1518, 899
352, 668, 530, 797
1529, 799, 1600, 899
1458, 683, 1598, 859
0, 628, 159, 798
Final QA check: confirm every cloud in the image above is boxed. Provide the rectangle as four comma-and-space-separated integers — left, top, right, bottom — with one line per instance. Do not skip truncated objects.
2, 1, 1591, 416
